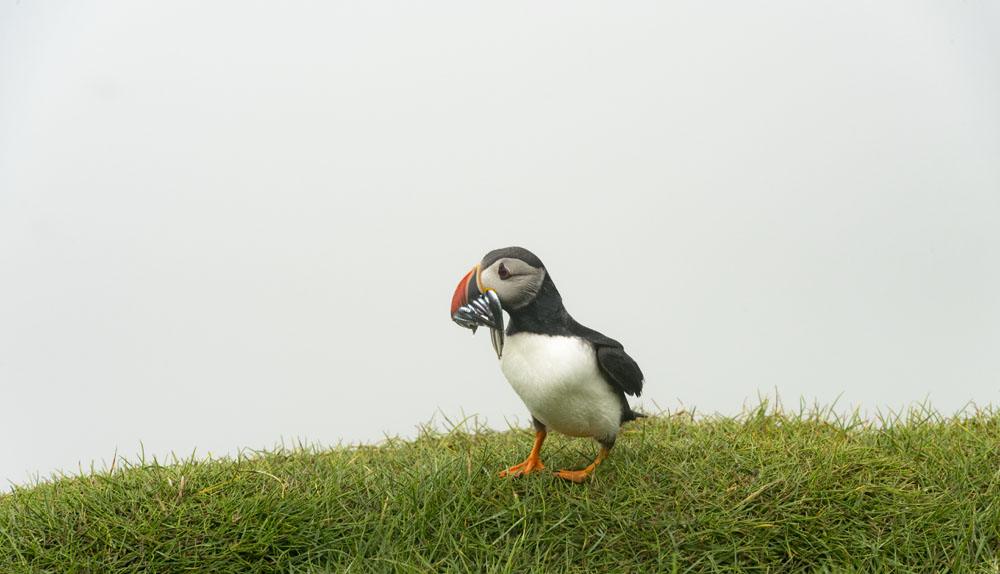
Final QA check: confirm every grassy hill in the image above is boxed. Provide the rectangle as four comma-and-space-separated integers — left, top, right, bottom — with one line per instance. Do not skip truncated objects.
3, 404, 1000, 573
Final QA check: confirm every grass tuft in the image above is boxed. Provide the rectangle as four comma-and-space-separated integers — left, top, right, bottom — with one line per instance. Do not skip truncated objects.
3, 403, 1000, 572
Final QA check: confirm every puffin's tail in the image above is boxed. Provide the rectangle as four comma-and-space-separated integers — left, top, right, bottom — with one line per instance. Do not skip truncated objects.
624, 409, 647, 422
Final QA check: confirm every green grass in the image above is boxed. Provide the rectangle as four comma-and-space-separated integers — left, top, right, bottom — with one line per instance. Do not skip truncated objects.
3, 403, 1000, 573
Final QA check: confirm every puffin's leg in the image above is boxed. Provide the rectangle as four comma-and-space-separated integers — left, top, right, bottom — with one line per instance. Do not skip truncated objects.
554, 437, 614, 483
499, 418, 547, 477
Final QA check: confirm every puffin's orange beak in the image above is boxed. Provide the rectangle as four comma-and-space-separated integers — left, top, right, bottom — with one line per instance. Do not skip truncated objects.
450, 263, 504, 358
450, 265, 482, 317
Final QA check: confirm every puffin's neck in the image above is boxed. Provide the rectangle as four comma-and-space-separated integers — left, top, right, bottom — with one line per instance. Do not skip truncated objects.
506, 274, 574, 336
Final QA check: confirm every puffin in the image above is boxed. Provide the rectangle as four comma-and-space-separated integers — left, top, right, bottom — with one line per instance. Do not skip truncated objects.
450, 246, 645, 483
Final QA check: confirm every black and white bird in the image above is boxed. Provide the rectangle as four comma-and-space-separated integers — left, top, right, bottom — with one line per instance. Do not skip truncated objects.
450, 246, 644, 483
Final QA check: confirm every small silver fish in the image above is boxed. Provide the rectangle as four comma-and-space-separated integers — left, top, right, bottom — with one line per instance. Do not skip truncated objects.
452, 290, 505, 358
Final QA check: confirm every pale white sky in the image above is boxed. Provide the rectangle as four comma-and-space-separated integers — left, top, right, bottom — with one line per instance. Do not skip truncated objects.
2, 1, 998, 486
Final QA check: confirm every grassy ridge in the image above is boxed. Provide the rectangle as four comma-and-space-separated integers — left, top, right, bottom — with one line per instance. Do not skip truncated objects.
3, 404, 1000, 573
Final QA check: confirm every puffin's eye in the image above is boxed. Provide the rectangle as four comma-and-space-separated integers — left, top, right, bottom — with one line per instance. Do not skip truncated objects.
498, 262, 511, 280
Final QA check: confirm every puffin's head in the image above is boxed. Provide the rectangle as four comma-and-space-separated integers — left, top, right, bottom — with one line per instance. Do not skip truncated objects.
450, 246, 547, 318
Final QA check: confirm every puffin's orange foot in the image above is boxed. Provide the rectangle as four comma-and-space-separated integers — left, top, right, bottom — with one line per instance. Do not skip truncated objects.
554, 468, 592, 483
554, 446, 609, 483
499, 457, 545, 478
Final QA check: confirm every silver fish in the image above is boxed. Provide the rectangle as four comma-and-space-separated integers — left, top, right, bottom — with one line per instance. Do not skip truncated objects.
452, 290, 505, 358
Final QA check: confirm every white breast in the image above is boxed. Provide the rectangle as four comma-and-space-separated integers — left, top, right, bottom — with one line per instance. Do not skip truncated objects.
499, 333, 623, 441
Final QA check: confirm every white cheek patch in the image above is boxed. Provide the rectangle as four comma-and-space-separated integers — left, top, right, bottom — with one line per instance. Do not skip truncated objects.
478, 265, 498, 293
490, 267, 546, 310
515, 268, 545, 308
479, 262, 542, 310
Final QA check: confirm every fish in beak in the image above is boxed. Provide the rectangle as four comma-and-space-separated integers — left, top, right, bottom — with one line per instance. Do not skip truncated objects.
450, 264, 505, 358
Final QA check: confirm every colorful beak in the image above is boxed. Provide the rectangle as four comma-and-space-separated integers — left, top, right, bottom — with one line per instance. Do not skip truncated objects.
450, 264, 505, 359
450, 265, 481, 318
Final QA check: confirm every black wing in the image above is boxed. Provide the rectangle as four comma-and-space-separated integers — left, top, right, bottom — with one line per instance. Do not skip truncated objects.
596, 346, 644, 397
571, 323, 644, 397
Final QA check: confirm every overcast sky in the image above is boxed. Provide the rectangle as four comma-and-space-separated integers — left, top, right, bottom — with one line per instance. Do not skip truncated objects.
2, 1, 998, 487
